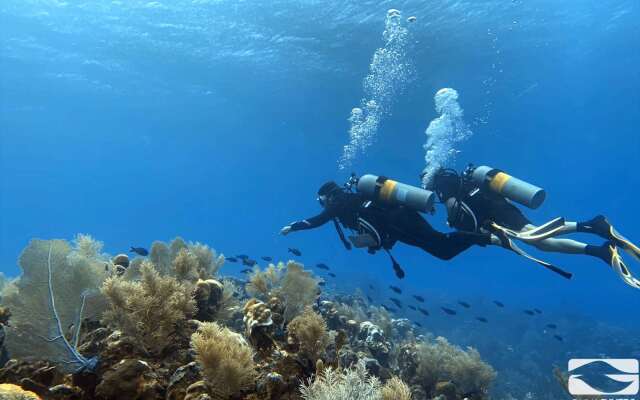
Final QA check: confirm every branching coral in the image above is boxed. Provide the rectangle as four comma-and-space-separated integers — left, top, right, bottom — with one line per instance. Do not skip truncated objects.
191, 321, 256, 397
172, 248, 200, 283
2, 239, 107, 372
150, 238, 224, 280
416, 336, 496, 397
300, 362, 382, 400
381, 376, 412, 400
287, 307, 330, 361
101, 261, 195, 354
246, 263, 284, 300
279, 262, 319, 322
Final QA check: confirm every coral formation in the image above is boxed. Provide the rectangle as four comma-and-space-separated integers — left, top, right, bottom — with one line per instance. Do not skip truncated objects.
190, 321, 256, 397
2, 238, 107, 372
0, 235, 499, 400
415, 336, 496, 398
0, 383, 41, 400
287, 307, 330, 362
100, 261, 196, 354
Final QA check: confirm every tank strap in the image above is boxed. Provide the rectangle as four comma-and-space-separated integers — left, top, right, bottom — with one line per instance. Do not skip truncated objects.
332, 218, 352, 250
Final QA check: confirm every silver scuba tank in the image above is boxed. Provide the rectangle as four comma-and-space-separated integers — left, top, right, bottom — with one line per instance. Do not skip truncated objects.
470, 165, 546, 209
357, 174, 436, 213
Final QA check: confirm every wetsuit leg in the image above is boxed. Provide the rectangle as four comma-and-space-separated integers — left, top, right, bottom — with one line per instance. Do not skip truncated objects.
388, 209, 491, 260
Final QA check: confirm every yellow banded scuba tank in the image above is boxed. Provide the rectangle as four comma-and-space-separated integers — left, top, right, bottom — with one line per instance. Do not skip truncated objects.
469, 165, 546, 209
357, 174, 436, 213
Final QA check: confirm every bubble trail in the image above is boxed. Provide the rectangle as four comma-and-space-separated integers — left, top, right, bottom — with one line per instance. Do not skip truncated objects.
421, 88, 473, 188
338, 9, 411, 170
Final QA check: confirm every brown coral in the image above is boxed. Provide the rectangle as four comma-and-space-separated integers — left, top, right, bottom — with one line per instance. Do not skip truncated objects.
100, 261, 196, 354
286, 307, 330, 362
0, 384, 41, 400
190, 322, 256, 398
381, 376, 412, 400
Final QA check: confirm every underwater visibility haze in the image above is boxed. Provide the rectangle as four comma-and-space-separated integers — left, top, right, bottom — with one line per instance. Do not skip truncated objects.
1, 0, 639, 399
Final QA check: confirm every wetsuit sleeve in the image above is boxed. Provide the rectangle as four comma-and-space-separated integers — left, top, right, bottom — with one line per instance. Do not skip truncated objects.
289, 209, 334, 231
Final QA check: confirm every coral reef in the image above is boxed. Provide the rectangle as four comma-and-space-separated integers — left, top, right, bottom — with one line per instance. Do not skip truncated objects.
0, 383, 41, 400
0, 235, 498, 400
100, 261, 196, 354
190, 321, 256, 398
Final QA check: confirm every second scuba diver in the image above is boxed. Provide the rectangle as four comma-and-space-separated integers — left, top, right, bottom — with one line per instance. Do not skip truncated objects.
426, 165, 640, 289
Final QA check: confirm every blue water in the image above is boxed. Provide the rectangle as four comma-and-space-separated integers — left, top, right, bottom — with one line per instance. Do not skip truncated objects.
2, 0, 639, 395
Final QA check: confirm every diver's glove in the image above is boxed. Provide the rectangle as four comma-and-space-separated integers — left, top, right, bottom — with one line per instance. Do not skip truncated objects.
280, 225, 292, 236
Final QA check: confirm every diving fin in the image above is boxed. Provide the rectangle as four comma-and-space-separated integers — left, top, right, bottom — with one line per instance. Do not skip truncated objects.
610, 226, 640, 262
609, 245, 640, 290
492, 223, 573, 280
493, 217, 567, 243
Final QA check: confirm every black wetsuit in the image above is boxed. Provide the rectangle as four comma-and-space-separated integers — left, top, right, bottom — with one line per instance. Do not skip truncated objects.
289, 191, 491, 260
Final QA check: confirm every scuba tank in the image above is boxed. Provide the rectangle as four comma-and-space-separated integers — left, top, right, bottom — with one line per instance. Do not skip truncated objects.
469, 165, 546, 209
356, 174, 436, 213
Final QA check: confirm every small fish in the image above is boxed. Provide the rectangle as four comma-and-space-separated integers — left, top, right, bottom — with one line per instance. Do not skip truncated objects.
533, 308, 542, 314
441, 307, 457, 315
476, 317, 489, 323
316, 263, 330, 270
261, 256, 273, 262
407, 16, 417, 23
389, 286, 402, 294
104, 263, 109, 272
242, 259, 257, 267
408, 305, 417, 311
553, 335, 563, 342
130, 247, 148, 256
414, 321, 422, 328
240, 269, 252, 274
458, 301, 471, 309
524, 310, 535, 316
389, 298, 403, 308
546, 323, 558, 329
413, 295, 425, 303
236, 254, 249, 260
226, 257, 238, 263
369, 284, 375, 290
318, 281, 326, 287
328, 272, 336, 278
366, 295, 373, 303
493, 300, 504, 308
288, 248, 302, 256
418, 307, 430, 316
381, 304, 397, 313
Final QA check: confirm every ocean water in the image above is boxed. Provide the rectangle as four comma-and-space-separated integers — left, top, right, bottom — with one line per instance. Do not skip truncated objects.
1, 0, 639, 397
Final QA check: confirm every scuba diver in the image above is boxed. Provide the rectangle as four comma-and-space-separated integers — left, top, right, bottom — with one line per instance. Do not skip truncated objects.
280, 175, 507, 278
426, 165, 640, 289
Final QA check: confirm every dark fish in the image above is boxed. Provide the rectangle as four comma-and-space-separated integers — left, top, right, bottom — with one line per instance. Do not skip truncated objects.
288, 248, 302, 256
458, 301, 471, 309
328, 273, 336, 278
476, 317, 489, 323
553, 335, 563, 342
493, 300, 504, 308
546, 323, 558, 329
130, 247, 148, 256
261, 256, 273, 262
240, 269, 252, 274
242, 259, 257, 267
236, 254, 249, 260
414, 321, 423, 327
418, 307, 430, 316
318, 281, 326, 287
104, 263, 109, 272
413, 295, 425, 303
226, 257, 238, 263
524, 310, 535, 316
534, 308, 542, 314
441, 307, 457, 315
408, 305, 417, 311
366, 296, 373, 303
369, 284, 375, 290
389, 286, 402, 294
389, 298, 403, 308
316, 263, 330, 270
381, 304, 397, 313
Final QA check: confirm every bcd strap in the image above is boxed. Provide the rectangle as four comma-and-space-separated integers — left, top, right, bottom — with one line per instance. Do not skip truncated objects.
333, 218, 352, 250
385, 248, 405, 279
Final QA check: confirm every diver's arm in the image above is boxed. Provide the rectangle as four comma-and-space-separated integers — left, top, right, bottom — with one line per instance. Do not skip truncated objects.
280, 210, 334, 235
